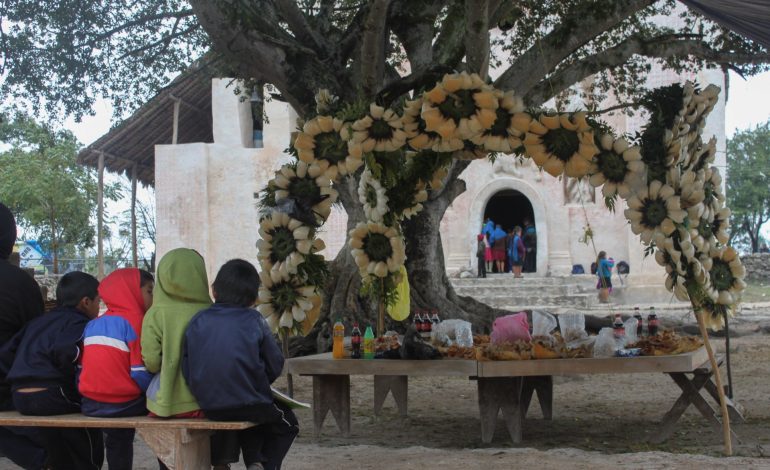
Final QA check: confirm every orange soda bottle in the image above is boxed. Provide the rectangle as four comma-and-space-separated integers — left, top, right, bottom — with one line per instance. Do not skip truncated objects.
332, 318, 345, 359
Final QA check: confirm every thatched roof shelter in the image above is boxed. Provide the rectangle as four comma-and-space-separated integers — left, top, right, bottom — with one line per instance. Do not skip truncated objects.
77, 60, 216, 186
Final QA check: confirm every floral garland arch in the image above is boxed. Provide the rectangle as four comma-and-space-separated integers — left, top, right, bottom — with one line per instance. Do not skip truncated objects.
255, 72, 744, 336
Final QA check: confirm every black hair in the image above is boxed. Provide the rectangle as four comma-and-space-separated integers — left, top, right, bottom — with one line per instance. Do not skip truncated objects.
139, 269, 154, 287
56, 271, 99, 307
212, 259, 260, 307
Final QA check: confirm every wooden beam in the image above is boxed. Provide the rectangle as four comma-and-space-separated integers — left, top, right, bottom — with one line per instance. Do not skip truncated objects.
97, 151, 105, 280
168, 93, 207, 116
131, 164, 138, 268
172, 100, 181, 145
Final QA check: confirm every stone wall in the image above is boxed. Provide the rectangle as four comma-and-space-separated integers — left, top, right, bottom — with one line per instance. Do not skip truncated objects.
741, 253, 770, 282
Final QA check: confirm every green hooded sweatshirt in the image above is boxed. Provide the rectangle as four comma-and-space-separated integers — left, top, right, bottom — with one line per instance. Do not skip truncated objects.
141, 248, 211, 417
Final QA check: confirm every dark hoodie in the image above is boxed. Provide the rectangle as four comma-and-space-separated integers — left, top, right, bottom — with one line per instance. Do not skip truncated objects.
79, 268, 152, 404
0, 204, 44, 401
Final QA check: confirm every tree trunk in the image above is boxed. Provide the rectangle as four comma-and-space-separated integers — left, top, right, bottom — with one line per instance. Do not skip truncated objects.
289, 166, 505, 356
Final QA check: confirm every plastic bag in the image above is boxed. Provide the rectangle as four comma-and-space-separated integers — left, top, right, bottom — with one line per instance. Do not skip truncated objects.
491, 312, 531, 345
532, 310, 557, 337
431, 319, 474, 348
593, 327, 619, 357
387, 266, 410, 321
623, 317, 638, 346
559, 311, 588, 345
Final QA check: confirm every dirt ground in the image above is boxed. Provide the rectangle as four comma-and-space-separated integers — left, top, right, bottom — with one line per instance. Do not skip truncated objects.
2, 326, 769, 469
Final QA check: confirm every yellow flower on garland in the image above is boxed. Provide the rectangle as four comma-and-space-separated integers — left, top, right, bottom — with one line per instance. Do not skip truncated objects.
420, 72, 498, 143
293, 115, 363, 178
257, 275, 318, 332
350, 103, 407, 153
402, 99, 461, 152
470, 90, 526, 153
588, 135, 645, 199
523, 112, 598, 178
708, 246, 746, 308
624, 180, 687, 245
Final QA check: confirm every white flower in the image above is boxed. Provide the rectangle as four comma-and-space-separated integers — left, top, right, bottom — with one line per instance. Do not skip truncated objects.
588, 135, 646, 199
624, 180, 687, 244
257, 275, 318, 333
271, 160, 338, 225
256, 212, 310, 283
358, 169, 389, 222
349, 221, 406, 279
708, 246, 746, 307
402, 181, 428, 220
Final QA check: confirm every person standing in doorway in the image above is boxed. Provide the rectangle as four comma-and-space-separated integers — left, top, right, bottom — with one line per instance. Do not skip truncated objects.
491, 224, 507, 274
511, 226, 526, 278
484, 233, 493, 274
476, 234, 486, 278
522, 218, 537, 273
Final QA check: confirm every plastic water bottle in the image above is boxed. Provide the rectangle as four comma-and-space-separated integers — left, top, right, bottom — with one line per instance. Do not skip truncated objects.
363, 326, 375, 360
332, 319, 345, 359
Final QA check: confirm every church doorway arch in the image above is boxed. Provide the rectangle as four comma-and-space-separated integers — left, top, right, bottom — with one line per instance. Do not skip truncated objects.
468, 177, 547, 274
483, 189, 537, 273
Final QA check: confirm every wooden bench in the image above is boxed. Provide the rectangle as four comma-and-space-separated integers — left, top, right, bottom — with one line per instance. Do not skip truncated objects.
288, 346, 739, 445
0, 411, 255, 470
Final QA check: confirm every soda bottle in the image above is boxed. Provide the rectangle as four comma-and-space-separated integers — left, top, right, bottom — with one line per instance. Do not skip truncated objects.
431, 309, 440, 326
612, 314, 625, 339
413, 311, 423, 332
633, 307, 643, 337
332, 318, 345, 359
351, 322, 362, 359
422, 309, 433, 340
648, 307, 659, 336
363, 326, 375, 360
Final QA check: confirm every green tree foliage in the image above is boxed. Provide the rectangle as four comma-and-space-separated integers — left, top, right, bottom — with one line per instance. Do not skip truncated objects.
0, 115, 119, 272
727, 121, 770, 253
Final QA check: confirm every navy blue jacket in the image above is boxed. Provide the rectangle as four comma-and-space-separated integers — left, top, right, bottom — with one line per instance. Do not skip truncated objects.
0, 306, 90, 394
182, 303, 284, 412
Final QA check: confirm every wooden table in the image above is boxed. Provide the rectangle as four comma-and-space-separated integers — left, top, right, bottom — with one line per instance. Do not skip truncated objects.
286, 353, 476, 437
287, 347, 740, 444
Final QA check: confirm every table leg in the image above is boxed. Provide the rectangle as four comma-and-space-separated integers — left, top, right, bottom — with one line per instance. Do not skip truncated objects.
654, 372, 740, 445
477, 377, 523, 444
521, 376, 553, 420
138, 428, 212, 470
374, 375, 408, 418
312, 375, 351, 438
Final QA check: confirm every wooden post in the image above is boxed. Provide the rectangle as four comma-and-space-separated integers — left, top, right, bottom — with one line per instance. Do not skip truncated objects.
377, 278, 385, 338
131, 164, 138, 268
696, 310, 732, 456
172, 99, 181, 145
97, 151, 105, 280
281, 328, 294, 397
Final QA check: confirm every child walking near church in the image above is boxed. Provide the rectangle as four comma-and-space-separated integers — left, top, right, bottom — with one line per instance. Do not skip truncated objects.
183, 259, 299, 470
78, 268, 155, 470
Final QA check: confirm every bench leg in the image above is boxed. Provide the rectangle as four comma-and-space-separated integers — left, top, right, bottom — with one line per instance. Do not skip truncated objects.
374, 375, 408, 418
312, 375, 350, 438
477, 377, 523, 445
138, 428, 211, 470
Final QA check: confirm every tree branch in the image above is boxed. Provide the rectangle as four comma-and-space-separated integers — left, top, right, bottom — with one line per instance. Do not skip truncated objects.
525, 35, 770, 105
465, 0, 490, 77
274, 0, 329, 55
389, 0, 443, 75
495, 0, 655, 95
90, 9, 195, 43
361, 0, 392, 97
432, 0, 466, 68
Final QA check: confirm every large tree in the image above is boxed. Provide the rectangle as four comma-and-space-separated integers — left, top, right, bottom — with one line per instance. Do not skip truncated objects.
727, 121, 770, 253
3, 0, 769, 345
0, 115, 119, 273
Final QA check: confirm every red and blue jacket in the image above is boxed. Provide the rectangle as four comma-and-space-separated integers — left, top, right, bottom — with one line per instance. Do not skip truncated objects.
78, 268, 152, 404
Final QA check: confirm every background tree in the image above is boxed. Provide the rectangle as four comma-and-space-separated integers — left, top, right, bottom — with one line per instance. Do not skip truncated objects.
727, 121, 770, 253
3, 0, 769, 347
0, 115, 120, 273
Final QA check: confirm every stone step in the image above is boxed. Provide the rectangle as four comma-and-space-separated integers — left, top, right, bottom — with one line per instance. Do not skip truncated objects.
459, 292, 598, 309
451, 274, 607, 288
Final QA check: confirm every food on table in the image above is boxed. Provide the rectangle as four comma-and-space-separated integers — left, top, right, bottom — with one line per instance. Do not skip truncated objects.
629, 330, 703, 356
